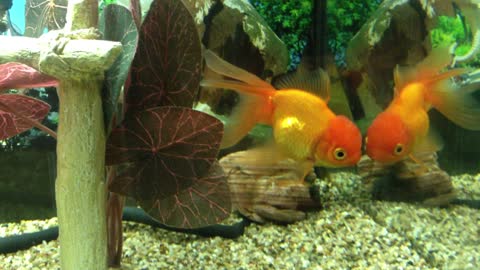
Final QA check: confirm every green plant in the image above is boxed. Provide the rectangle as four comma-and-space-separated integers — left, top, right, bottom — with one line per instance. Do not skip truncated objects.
430, 15, 480, 68
250, 0, 312, 69
250, 0, 382, 69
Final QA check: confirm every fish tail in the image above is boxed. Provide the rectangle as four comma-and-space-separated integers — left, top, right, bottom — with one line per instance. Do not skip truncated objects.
427, 71, 480, 130
201, 50, 276, 148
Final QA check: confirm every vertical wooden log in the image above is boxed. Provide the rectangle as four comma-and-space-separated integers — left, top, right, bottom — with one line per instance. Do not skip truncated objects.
55, 79, 107, 270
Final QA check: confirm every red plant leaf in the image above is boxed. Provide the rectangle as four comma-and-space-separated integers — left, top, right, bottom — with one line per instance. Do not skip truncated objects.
0, 63, 58, 92
0, 94, 51, 140
124, 0, 202, 114
140, 161, 231, 228
106, 106, 223, 200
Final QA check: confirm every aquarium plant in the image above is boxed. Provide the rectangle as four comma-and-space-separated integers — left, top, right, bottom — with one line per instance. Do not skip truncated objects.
0, 0, 232, 269
102, 0, 231, 266
0, 0, 121, 269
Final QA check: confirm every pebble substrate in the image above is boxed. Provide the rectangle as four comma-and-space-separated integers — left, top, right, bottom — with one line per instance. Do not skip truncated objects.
1, 173, 479, 269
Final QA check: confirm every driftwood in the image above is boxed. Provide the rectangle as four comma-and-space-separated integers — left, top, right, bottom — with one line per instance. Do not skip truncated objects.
219, 151, 321, 224
357, 152, 456, 206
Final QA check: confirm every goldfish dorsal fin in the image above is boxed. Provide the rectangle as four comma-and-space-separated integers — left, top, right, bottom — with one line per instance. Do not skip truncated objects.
204, 50, 274, 89
272, 67, 330, 102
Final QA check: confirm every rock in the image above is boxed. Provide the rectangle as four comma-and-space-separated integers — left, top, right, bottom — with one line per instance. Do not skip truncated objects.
357, 153, 456, 206
219, 150, 321, 224
345, 0, 431, 108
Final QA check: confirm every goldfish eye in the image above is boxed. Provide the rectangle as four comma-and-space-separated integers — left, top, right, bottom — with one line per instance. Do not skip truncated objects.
393, 143, 404, 155
333, 148, 347, 160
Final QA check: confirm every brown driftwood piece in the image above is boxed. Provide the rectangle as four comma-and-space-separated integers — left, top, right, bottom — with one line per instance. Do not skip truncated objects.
219, 150, 321, 224
357, 152, 456, 206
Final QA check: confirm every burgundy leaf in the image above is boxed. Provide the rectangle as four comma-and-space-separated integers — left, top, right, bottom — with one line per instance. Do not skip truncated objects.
0, 94, 50, 140
130, 0, 142, 30
140, 162, 231, 228
124, 0, 202, 114
0, 63, 58, 92
107, 106, 223, 201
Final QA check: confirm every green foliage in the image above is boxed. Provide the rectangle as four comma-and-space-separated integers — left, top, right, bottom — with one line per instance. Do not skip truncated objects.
250, 0, 312, 69
250, 0, 382, 69
430, 15, 480, 67
327, 0, 382, 66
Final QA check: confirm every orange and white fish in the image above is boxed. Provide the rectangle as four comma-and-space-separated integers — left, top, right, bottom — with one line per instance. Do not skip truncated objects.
366, 46, 480, 164
201, 50, 362, 178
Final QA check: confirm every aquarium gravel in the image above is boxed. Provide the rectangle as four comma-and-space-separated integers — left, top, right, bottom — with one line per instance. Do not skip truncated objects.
1, 173, 479, 270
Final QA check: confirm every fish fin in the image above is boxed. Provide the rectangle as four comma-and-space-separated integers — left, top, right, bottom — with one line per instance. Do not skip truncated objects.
406, 154, 430, 175
393, 46, 455, 93
413, 127, 444, 154
427, 74, 480, 130
243, 141, 314, 181
273, 67, 330, 102
217, 92, 270, 148
203, 50, 274, 89
201, 51, 277, 148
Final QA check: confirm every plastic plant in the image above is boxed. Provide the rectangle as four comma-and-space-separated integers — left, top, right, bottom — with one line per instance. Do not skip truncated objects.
0, 0, 232, 269
0, 63, 57, 140
103, 0, 231, 266
0, 0, 122, 269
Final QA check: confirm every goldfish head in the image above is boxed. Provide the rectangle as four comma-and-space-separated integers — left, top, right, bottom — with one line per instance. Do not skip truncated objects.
366, 111, 412, 164
314, 115, 362, 167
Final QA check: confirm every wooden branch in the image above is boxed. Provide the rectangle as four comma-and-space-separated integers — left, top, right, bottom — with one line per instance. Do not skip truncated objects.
0, 33, 121, 80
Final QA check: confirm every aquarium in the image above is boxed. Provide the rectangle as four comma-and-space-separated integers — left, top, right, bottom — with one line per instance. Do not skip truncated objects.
0, 0, 479, 269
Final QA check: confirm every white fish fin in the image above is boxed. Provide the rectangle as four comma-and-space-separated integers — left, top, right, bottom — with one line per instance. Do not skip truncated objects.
272, 67, 330, 102
428, 74, 480, 130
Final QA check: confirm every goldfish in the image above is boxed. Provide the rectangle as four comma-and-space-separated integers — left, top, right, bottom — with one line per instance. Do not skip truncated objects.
366, 46, 480, 164
200, 50, 362, 179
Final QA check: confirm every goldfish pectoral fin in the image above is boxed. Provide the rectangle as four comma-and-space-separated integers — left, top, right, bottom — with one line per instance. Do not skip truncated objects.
295, 160, 315, 182
407, 154, 430, 175
204, 50, 273, 89
272, 67, 330, 102
429, 77, 480, 130
414, 127, 444, 154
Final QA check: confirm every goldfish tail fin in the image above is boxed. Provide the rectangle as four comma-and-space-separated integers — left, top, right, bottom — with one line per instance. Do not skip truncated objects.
219, 92, 270, 148
203, 50, 276, 91
428, 74, 480, 130
394, 46, 457, 93
201, 50, 276, 148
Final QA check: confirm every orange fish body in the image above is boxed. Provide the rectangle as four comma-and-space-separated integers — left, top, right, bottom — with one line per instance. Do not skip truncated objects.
366, 46, 480, 164
201, 50, 362, 175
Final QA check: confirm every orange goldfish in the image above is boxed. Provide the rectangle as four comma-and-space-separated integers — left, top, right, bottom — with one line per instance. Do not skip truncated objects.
366, 46, 480, 164
201, 50, 362, 178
